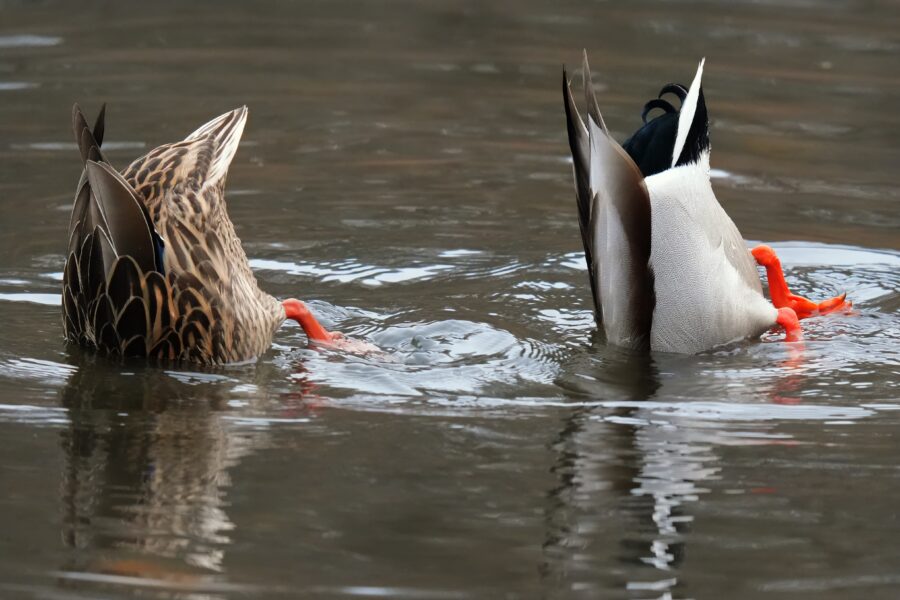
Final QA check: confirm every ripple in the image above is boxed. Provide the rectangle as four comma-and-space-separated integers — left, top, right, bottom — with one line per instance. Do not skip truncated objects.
766, 242, 900, 268
0, 358, 75, 385
761, 574, 900, 592
0, 292, 60, 306
0, 34, 62, 48
9, 141, 146, 152
0, 242, 894, 413
290, 319, 559, 398
258, 240, 900, 408
437, 249, 483, 258
0, 82, 37, 91
324, 586, 466, 598
0, 403, 69, 425
251, 257, 454, 286
50, 570, 263, 594
594, 400, 874, 422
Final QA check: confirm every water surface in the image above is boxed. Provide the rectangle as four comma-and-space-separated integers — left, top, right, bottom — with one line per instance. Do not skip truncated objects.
1, 1, 899, 598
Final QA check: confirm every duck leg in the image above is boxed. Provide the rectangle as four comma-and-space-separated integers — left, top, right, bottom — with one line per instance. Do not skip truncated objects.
776, 307, 802, 342
282, 299, 382, 353
282, 299, 334, 342
751, 245, 851, 319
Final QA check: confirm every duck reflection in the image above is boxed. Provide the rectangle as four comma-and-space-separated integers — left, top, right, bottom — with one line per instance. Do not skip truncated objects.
768, 342, 806, 405
56, 353, 302, 584
544, 338, 811, 598
543, 339, 693, 598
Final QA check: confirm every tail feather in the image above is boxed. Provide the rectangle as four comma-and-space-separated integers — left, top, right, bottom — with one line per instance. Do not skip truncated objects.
84, 160, 158, 274
72, 103, 106, 165
64, 105, 164, 347
582, 50, 607, 134
562, 52, 655, 351
69, 104, 108, 238
184, 106, 248, 191
671, 58, 708, 168
562, 68, 599, 320
92, 103, 106, 147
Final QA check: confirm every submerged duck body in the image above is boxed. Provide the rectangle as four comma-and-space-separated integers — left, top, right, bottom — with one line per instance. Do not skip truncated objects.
62, 105, 333, 364
563, 54, 847, 354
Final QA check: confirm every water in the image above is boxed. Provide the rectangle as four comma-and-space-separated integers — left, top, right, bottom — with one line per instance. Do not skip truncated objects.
1, 1, 899, 598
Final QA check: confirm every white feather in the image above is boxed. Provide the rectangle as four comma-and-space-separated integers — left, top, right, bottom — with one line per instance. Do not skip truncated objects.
646, 154, 777, 353
671, 59, 705, 168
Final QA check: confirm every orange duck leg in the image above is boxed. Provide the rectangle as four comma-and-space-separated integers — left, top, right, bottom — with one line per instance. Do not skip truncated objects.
283, 299, 335, 342
751, 245, 851, 319
283, 299, 382, 354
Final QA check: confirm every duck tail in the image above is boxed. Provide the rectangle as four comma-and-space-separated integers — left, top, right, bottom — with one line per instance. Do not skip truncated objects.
563, 51, 655, 351
72, 103, 107, 165
563, 55, 599, 318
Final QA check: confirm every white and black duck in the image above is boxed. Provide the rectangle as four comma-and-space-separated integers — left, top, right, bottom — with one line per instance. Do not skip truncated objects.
562, 53, 849, 354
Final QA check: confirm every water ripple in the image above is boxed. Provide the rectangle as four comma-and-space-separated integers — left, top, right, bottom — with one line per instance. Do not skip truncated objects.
0, 34, 62, 47
0, 357, 75, 385
251, 257, 454, 286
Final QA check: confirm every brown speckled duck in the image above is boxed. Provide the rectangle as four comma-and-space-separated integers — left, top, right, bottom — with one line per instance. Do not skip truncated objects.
62, 105, 338, 364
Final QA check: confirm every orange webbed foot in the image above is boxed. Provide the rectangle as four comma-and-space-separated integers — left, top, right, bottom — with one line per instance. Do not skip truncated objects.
321, 331, 382, 354
751, 245, 852, 319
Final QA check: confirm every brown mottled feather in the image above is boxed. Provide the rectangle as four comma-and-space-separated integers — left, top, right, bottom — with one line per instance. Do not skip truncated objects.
62, 105, 285, 364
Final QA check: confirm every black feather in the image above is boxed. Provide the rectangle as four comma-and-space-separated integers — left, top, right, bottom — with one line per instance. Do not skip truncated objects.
641, 98, 676, 124
97, 322, 119, 354
622, 112, 680, 178
121, 335, 146, 358
622, 81, 709, 177
87, 233, 107, 300
92, 296, 117, 351
92, 104, 106, 147
106, 256, 143, 312
115, 297, 148, 346
72, 104, 106, 165
77, 235, 94, 304
658, 83, 688, 102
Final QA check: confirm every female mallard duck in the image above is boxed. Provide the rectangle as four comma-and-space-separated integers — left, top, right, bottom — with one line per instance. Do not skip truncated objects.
63, 105, 339, 364
562, 53, 849, 354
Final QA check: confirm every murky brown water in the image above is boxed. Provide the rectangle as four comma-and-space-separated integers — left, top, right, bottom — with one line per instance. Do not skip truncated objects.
1, 1, 899, 598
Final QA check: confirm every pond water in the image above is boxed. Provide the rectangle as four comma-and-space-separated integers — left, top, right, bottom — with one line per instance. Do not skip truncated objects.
1, 1, 898, 598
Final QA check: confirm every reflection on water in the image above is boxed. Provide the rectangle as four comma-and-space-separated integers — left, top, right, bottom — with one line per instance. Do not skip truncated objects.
1, 0, 900, 598
57, 360, 259, 590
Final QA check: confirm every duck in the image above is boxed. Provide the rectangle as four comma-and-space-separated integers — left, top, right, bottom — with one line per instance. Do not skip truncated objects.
62, 105, 342, 364
562, 52, 849, 354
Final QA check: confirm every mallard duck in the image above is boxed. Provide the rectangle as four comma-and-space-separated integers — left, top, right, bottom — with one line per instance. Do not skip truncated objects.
62, 105, 339, 364
562, 53, 849, 354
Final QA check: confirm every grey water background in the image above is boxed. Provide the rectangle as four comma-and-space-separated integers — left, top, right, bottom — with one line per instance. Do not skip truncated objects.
1, 0, 899, 598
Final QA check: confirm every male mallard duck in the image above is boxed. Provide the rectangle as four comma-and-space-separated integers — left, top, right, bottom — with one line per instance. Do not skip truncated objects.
62, 105, 338, 364
562, 53, 849, 353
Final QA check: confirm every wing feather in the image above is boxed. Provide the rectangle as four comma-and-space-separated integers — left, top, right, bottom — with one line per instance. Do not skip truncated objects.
563, 52, 655, 351
84, 161, 158, 273
563, 69, 600, 319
